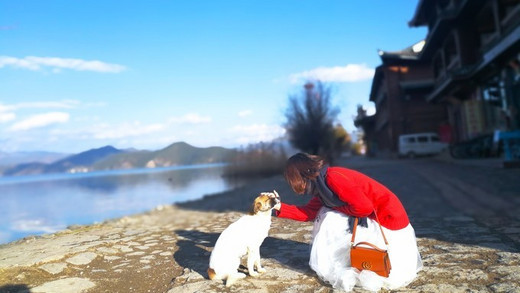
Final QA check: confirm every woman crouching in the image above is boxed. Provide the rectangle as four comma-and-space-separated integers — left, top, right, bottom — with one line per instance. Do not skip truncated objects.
274, 153, 422, 292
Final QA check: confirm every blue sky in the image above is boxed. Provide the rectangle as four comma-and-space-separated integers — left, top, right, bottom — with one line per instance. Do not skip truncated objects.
0, 1, 426, 153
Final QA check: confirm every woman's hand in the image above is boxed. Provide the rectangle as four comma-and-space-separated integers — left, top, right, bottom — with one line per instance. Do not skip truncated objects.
262, 190, 281, 211
272, 190, 281, 210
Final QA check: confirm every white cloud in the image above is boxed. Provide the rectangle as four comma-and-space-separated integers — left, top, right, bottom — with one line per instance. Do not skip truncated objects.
238, 110, 252, 117
0, 112, 15, 123
9, 112, 70, 131
0, 100, 79, 112
91, 121, 165, 139
169, 113, 212, 124
289, 64, 374, 83
0, 56, 126, 73
11, 219, 62, 233
229, 124, 286, 144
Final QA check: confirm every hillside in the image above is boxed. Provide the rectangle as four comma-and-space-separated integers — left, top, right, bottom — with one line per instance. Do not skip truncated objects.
1, 162, 48, 176
0, 151, 69, 167
3, 146, 124, 176
93, 142, 235, 170
1, 142, 235, 176
47, 145, 123, 172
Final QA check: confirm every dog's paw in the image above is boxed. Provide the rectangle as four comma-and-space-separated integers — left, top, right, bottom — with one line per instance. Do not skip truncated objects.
257, 267, 267, 274
249, 271, 260, 277
225, 273, 246, 287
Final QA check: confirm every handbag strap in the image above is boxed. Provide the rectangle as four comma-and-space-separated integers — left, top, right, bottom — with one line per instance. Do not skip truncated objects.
352, 241, 387, 252
350, 211, 389, 247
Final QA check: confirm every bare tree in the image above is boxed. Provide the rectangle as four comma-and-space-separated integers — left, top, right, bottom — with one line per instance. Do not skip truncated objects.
284, 81, 340, 160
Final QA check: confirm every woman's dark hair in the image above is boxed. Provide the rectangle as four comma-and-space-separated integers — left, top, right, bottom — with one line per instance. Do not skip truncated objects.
284, 153, 325, 194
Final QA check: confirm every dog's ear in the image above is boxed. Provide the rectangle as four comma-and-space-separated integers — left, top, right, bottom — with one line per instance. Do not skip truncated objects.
255, 201, 263, 214
249, 201, 262, 215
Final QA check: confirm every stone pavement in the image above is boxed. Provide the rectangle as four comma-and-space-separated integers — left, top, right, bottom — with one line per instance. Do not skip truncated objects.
0, 157, 519, 293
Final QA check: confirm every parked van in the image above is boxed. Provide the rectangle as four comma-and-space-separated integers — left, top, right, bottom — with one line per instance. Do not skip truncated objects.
398, 132, 448, 158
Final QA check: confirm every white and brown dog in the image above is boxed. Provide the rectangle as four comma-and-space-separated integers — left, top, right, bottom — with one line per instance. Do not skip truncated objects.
207, 190, 280, 286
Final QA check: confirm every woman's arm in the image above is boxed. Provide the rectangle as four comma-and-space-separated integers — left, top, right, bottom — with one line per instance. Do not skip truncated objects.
276, 196, 323, 222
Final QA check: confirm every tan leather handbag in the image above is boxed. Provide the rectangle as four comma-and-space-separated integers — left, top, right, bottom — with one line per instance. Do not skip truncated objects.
350, 214, 392, 277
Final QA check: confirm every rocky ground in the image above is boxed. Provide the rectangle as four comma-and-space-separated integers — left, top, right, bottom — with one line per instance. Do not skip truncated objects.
0, 157, 519, 293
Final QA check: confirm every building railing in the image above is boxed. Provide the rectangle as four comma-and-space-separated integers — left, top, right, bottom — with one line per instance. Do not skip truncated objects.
433, 63, 477, 87
498, 131, 520, 163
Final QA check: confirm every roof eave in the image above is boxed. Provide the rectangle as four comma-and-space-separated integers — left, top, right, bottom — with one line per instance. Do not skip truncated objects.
408, 0, 428, 27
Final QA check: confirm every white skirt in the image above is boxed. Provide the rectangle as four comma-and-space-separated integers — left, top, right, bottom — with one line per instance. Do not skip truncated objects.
309, 207, 423, 292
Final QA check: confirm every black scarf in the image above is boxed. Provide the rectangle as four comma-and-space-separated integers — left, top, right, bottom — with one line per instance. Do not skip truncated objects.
313, 166, 368, 230
315, 165, 344, 207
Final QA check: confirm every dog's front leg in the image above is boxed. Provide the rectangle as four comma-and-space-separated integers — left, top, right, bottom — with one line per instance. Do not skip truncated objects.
254, 249, 266, 273
247, 247, 260, 277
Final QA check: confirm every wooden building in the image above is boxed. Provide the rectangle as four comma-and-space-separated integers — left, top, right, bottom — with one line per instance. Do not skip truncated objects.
356, 41, 448, 155
409, 0, 520, 143
357, 0, 520, 156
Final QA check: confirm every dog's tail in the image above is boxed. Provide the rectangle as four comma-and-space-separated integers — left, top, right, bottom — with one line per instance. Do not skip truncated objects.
207, 268, 217, 280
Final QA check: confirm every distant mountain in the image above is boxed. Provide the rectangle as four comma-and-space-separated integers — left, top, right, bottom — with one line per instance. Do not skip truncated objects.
0, 151, 69, 167
45, 145, 124, 173
1, 142, 236, 176
3, 146, 124, 176
2, 162, 48, 176
93, 142, 235, 170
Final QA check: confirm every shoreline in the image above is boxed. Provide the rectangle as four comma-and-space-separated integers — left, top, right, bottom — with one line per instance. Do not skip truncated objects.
0, 162, 228, 183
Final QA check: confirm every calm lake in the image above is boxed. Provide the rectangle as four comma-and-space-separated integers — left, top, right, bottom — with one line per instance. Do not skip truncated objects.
0, 163, 242, 245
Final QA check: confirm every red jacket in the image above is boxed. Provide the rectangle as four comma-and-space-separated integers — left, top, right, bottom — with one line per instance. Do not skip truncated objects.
277, 167, 410, 230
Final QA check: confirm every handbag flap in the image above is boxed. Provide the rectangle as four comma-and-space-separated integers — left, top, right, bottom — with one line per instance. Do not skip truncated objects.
350, 245, 392, 277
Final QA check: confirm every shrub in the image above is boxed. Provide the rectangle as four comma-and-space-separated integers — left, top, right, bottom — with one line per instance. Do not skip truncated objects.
223, 142, 287, 179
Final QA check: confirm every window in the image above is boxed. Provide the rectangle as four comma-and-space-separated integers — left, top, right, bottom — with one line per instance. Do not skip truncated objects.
418, 136, 428, 143
482, 76, 504, 107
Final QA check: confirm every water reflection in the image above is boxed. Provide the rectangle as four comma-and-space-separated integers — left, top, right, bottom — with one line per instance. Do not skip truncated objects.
0, 164, 240, 244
